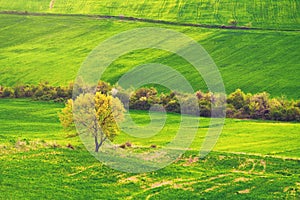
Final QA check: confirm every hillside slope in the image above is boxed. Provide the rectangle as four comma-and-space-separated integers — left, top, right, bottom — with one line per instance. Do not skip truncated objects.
0, 0, 299, 30
0, 14, 299, 98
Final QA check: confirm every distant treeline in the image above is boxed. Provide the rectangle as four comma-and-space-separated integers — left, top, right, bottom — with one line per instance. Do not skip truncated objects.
1, 81, 299, 122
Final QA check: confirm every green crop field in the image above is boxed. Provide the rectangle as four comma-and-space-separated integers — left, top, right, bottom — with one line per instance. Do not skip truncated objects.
1, 99, 300, 199
1, 0, 300, 199
0, 14, 299, 98
0, 0, 299, 30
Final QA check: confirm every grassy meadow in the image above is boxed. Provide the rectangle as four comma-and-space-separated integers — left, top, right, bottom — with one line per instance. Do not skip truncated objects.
0, 14, 299, 98
0, 0, 300, 199
2, 148, 300, 199
1, 99, 300, 199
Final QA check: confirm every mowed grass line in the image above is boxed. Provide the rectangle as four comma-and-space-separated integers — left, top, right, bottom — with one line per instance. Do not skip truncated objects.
0, 14, 299, 98
0, 0, 299, 29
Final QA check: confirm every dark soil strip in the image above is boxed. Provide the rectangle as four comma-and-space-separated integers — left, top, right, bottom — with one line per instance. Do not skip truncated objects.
1, 10, 299, 32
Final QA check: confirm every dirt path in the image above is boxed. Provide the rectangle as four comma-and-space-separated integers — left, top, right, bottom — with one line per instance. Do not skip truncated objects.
0, 10, 299, 32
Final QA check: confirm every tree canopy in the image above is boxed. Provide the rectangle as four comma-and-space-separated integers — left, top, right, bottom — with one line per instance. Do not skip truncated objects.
59, 92, 125, 152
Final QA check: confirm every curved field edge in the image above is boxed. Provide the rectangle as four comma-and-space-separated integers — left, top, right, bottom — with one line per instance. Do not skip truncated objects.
0, 0, 299, 30
0, 14, 299, 99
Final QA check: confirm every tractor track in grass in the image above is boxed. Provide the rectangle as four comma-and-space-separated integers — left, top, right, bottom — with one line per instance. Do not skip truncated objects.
1, 10, 299, 32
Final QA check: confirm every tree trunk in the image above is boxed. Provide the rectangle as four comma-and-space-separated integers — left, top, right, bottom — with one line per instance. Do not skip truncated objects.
95, 136, 99, 152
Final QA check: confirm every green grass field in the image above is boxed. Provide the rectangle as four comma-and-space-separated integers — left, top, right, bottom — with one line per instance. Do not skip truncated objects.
0, 14, 299, 98
1, 1, 300, 199
2, 148, 300, 199
1, 99, 300, 199
0, 0, 299, 30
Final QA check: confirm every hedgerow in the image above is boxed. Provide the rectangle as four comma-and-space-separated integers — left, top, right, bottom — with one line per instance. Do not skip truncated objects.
1, 82, 299, 122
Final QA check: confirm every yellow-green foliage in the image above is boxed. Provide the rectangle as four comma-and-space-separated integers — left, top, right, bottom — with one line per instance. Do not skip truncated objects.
94, 92, 125, 141
58, 99, 74, 130
59, 92, 125, 151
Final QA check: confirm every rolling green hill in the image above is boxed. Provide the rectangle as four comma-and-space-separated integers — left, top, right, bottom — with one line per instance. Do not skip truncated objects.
0, 0, 299, 30
0, 14, 299, 98
1, 1, 300, 199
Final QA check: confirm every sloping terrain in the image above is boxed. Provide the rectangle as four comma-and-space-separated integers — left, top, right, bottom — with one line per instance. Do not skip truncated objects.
0, 0, 299, 29
0, 14, 299, 98
1, 1, 300, 199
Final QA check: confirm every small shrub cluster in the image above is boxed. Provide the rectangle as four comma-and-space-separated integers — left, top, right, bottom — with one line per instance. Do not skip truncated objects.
226, 89, 300, 121
0, 82, 72, 102
119, 88, 225, 117
0, 81, 112, 102
129, 87, 160, 110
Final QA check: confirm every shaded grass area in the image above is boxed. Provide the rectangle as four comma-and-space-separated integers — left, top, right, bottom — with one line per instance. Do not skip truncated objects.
0, 0, 299, 29
0, 98, 65, 145
0, 14, 299, 98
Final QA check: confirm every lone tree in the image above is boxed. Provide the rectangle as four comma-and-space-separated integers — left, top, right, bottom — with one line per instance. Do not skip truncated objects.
59, 92, 125, 152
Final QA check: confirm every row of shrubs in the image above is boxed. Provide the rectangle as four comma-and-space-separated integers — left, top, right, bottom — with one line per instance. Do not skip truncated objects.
1, 82, 299, 121
0, 82, 72, 102
115, 87, 300, 122
0, 81, 112, 102
226, 89, 300, 121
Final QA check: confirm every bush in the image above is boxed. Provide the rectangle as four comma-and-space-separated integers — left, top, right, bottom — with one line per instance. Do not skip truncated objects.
130, 96, 152, 110
0, 85, 3, 97
226, 104, 236, 118
129, 87, 159, 110
56, 86, 69, 99
165, 99, 180, 113
2, 87, 15, 98
269, 98, 285, 121
97, 81, 112, 94
13, 85, 25, 98
30, 82, 73, 102
158, 92, 180, 113
199, 99, 211, 117
24, 85, 35, 97
196, 91, 215, 117
227, 89, 246, 110
160, 92, 176, 105
286, 106, 300, 121
249, 92, 270, 119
